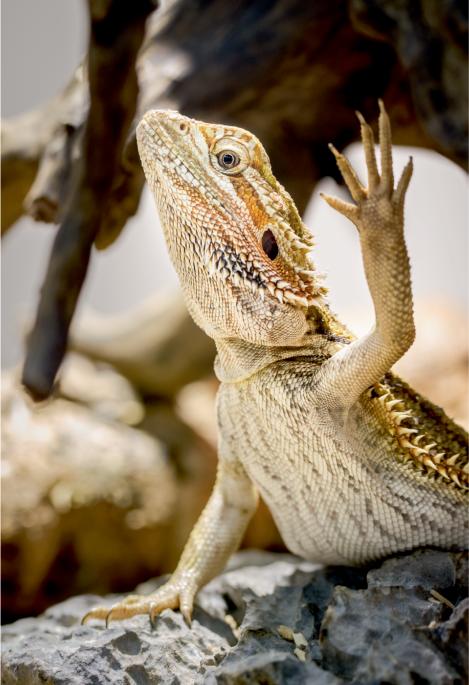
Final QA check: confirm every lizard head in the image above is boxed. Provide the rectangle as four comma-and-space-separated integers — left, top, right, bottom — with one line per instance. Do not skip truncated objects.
137, 110, 327, 346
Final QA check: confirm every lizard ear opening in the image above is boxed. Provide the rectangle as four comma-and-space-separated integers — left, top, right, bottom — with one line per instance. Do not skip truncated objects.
261, 229, 279, 260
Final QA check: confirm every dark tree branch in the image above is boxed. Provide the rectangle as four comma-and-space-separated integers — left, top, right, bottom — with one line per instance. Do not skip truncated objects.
21, 0, 156, 400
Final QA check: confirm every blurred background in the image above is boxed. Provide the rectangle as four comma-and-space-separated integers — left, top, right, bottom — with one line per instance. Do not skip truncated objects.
2, 0, 467, 623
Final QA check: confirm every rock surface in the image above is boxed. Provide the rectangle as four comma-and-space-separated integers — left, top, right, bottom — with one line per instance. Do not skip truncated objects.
2, 549, 467, 685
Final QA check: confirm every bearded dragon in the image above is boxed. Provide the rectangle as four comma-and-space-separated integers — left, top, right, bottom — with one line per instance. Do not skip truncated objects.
83, 102, 468, 627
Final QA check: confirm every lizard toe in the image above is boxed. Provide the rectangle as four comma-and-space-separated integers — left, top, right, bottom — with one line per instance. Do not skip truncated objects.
106, 600, 152, 625
81, 604, 114, 625
82, 579, 197, 628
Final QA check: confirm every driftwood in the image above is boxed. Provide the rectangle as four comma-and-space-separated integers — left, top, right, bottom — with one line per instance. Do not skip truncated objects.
20, 0, 156, 400
2, 0, 467, 399
1, 69, 87, 234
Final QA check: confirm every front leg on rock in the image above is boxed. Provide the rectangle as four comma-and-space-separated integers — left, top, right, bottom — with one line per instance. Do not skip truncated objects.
82, 456, 258, 627
319, 101, 415, 407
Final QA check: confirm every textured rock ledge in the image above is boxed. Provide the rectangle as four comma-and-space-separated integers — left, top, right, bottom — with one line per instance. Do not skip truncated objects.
2, 549, 467, 685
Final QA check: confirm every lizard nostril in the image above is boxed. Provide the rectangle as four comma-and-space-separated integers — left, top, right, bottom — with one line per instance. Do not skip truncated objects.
179, 122, 188, 134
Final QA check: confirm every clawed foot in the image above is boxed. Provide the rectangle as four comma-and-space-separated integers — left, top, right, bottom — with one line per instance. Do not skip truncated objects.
321, 100, 413, 230
81, 577, 196, 628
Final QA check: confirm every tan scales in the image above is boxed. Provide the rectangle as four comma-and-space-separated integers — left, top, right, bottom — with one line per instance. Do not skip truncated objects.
83, 102, 468, 627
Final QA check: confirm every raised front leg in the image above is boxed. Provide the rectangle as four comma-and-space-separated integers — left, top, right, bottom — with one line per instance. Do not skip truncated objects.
82, 456, 258, 626
318, 101, 415, 407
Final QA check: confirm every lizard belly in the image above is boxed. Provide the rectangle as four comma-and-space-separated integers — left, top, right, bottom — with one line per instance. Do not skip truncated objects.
219, 372, 468, 566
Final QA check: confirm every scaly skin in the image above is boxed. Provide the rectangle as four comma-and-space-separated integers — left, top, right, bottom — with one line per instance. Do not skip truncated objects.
83, 103, 468, 627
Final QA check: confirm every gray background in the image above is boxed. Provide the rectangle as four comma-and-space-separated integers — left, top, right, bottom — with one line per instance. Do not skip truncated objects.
2, 0, 467, 368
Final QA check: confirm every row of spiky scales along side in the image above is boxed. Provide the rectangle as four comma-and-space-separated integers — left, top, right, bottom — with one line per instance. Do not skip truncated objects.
202, 217, 326, 308
368, 374, 469, 490
246, 174, 328, 306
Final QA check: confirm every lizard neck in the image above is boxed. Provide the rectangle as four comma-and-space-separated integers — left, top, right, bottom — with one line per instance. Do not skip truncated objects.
214, 303, 353, 383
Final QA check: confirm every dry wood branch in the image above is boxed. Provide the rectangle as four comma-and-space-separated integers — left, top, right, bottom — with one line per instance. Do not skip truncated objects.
24, 123, 77, 224
21, 0, 156, 400
1, 66, 88, 234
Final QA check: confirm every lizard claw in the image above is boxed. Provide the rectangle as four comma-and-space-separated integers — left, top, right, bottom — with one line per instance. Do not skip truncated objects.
327, 143, 366, 203
378, 99, 393, 193
81, 605, 114, 626
394, 157, 413, 214
148, 602, 158, 630
320, 192, 359, 223
180, 604, 193, 628
81, 578, 196, 628
355, 109, 379, 190
324, 101, 412, 230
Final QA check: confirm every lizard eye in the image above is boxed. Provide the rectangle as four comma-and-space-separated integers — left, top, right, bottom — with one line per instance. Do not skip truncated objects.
261, 229, 279, 260
210, 137, 249, 174
217, 150, 240, 170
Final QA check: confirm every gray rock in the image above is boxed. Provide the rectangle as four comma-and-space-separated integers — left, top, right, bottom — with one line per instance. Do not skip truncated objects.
352, 627, 459, 685
207, 652, 344, 685
454, 552, 469, 594
367, 549, 456, 590
2, 549, 467, 685
430, 597, 469, 678
320, 585, 456, 684
2, 595, 233, 685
